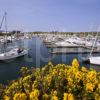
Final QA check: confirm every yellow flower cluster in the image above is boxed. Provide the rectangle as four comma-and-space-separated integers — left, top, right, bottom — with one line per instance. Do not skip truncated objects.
72, 58, 79, 69
30, 89, 39, 100
86, 83, 94, 92
63, 93, 74, 100
4, 96, 10, 100
51, 91, 58, 100
13, 93, 27, 100
1, 58, 100, 100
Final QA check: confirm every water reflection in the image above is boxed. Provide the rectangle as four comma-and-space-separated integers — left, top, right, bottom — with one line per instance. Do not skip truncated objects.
0, 37, 100, 84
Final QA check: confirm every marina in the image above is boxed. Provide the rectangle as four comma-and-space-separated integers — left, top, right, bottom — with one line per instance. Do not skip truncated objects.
0, 34, 100, 84
0, 0, 100, 99
36, 33, 100, 54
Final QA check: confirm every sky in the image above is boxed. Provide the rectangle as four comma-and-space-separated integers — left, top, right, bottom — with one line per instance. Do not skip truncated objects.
0, 0, 100, 32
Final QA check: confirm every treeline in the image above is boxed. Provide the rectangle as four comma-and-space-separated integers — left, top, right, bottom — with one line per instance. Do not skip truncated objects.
31, 31, 100, 36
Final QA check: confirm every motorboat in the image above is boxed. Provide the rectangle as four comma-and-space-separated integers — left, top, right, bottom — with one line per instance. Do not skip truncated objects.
65, 37, 86, 46
54, 41, 78, 47
0, 48, 28, 60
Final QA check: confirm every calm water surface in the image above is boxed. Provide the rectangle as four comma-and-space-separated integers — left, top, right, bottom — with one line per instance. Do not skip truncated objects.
0, 37, 100, 84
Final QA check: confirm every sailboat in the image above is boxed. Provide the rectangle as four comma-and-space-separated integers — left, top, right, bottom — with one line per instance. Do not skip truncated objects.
0, 12, 28, 61
83, 28, 100, 65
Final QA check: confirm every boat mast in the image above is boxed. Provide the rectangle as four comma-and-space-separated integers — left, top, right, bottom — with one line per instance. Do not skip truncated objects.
0, 13, 5, 30
4, 12, 7, 34
89, 27, 99, 57
4, 12, 8, 46
0, 12, 8, 53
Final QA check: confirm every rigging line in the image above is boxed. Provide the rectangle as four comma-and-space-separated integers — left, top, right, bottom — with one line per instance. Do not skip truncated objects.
89, 26, 100, 57
0, 13, 5, 30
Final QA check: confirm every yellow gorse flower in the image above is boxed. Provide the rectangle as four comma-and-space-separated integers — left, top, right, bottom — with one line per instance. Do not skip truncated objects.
63, 93, 68, 100
4, 95, 10, 100
72, 58, 79, 69
68, 93, 74, 100
51, 90, 58, 100
13, 93, 27, 100
81, 67, 87, 72
30, 89, 39, 100
52, 95, 58, 100
53, 91, 57, 96
63, 93, 74, 100
1, 59, 100, 100
86, 83, 94, 92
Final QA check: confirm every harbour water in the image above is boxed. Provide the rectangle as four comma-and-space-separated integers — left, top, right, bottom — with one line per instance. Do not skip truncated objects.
0, 37, 100, 84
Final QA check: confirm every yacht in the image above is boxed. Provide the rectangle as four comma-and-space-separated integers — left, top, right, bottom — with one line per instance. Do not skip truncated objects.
89, 56, 100, 65
54, 40, 78, 47
0, 48, 28, 60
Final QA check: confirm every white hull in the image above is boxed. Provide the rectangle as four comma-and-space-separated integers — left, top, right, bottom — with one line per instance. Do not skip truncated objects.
89, 57, 100, 65
0, 48, 28, 60
54, 41, 79, 47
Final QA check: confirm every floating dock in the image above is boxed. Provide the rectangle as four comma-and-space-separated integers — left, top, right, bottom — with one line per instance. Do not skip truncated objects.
49, 47, 100, 54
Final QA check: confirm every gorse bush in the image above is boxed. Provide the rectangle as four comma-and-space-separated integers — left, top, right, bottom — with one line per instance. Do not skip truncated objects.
0, 58, 100, 100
